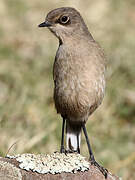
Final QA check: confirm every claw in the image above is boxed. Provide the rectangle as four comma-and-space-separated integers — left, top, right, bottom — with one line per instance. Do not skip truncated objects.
60, 146, 65, 153
65, 149, 78, 154
60, 148, 77, 155
90, 159, 108, 179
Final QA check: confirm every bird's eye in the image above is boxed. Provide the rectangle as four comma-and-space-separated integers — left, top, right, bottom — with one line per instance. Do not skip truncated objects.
59, 16, 70, 24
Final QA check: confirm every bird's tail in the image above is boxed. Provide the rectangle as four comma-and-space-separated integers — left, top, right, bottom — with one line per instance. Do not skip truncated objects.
66, 121, 81, 152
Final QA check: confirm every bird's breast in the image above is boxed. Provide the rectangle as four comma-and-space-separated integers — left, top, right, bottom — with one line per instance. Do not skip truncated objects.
53, 43, 105, 122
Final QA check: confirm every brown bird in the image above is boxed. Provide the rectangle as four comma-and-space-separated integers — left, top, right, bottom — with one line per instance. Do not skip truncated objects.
39, 7, 108, 178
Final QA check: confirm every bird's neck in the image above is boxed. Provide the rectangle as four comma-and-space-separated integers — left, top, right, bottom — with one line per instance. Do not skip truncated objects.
58, 33, 94, 48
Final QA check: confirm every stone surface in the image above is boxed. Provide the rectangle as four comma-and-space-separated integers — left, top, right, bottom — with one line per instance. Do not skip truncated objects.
0, 160, 22, 180
0, 153, 120, 180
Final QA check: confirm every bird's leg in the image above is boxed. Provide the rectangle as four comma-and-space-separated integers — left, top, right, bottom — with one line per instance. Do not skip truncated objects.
82, 124, 108, 179
77, 132, 80, 154
60, 117, 66, 153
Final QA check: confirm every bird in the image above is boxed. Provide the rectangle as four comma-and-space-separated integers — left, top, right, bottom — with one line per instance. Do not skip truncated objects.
38, 7, 108, 178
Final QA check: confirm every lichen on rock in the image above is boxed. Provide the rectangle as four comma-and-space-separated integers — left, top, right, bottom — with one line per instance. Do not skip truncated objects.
6, 152, 90, 174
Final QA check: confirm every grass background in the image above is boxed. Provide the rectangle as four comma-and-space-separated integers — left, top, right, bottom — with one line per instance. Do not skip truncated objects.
0, 0, 135, 179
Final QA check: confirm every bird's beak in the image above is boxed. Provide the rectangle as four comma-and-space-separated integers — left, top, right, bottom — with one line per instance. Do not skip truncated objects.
38, 21, 52, 28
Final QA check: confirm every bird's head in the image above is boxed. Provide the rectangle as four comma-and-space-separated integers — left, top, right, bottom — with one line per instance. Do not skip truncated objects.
38, 7, 90, 43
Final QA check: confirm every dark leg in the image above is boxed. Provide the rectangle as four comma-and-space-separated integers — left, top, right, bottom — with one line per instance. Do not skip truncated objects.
82, 124, 108, 179
60, 117, 65, 153
77, 132, 80, 154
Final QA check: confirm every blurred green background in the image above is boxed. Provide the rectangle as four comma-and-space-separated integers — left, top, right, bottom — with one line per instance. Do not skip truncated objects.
0, 0, 135, 179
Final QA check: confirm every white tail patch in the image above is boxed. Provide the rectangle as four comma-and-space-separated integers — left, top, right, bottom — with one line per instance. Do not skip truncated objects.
66, 121, 81, 151
66, 132, 81, 151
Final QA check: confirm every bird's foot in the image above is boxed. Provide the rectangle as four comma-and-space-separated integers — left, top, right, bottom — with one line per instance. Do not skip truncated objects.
60, 146, 78, 154
90, 158, 108, 179
60, 146, 66, 153
65, 149, 78, 154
